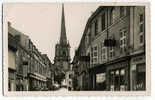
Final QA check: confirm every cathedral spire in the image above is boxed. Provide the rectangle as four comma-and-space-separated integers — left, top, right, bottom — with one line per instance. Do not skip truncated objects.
60, 3, 67, 44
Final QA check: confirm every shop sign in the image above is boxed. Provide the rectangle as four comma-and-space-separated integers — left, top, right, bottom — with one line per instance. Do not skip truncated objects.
96, 73, 105, 83
132, 56, 145, 64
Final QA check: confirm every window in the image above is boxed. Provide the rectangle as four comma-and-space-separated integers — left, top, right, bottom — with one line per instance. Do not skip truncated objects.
120, 7, 126, 17
120, 69, 125, 85
90, 47, 93, 66
110, 71, 115, 85
109, 47, 114, 58
8, 80, 11, 91
139, 14, 144, 33
110, 69, 127, 91
91, 46, 98, 66
139, 14, 144, 44
140, 35, 143, 43
102, 13, 106, 31
110, 8, 113, 24
95, 20, 98, 36
94, 58, 97, 62
69, 74, 71, 78
63, 51, 66, 56
94, 46, 97, 50
110, 7, 116, 24
85, 31, 90, 45
94, 52, 97, 56
69, 81, 71, 85
91, 52, 93, 57
132, 64, 146, 90
140, 14, 144, 22
140, 24, 144, 33
120, 29, 127, 53
101, 42, 106, 61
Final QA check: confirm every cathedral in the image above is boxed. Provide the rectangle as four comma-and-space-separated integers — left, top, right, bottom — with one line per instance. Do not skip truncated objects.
54, 4, 71, 73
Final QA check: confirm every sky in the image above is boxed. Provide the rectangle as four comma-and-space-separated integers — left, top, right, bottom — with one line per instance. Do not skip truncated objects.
4, 3, 101, 62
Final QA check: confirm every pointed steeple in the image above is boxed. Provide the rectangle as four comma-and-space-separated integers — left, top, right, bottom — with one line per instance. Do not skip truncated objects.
60, 3, 67, 45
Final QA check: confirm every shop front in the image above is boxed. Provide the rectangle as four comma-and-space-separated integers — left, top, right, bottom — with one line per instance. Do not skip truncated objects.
8, 69, 16, 91
106, 58, 130, 91
88, 64, 106, 90
108, 68, 127, 91
16, 75, 24, 91
28, 73, 47, 91
130, 53, 146, 91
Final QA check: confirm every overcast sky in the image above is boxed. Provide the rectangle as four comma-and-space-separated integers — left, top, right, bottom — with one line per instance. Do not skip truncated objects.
4, 3, 101, 62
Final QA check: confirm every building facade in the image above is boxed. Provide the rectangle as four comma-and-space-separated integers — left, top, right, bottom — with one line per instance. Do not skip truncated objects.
42, 54, 54, 90
8, 22, 54, 91
8, 32, 18, 91
72, 6, 145, 91
129, 6, 145, 91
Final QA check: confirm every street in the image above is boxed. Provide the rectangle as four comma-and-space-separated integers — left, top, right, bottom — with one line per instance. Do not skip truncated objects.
57, 87, 68, 92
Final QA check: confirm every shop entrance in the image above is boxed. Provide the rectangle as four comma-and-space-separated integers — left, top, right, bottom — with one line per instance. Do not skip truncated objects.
136, 63, 146, 90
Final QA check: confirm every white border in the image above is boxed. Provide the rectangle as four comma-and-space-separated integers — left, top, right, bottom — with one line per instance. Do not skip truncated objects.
2, 1, 151, 96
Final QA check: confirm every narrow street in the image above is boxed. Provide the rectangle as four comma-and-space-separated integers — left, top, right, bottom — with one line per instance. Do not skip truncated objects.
57, 87, 68, 92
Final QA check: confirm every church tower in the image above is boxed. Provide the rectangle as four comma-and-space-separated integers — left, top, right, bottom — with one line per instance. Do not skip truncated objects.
54, 4, 71, 72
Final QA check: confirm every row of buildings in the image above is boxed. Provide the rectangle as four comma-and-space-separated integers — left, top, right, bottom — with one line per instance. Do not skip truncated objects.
72, 6, 146, 91
8, 22, 54, 91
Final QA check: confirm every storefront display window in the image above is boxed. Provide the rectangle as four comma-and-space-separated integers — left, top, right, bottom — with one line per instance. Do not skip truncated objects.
136, 63, 146, 90
114, 70, 120, 91
109, 68, 127, 91
131, 63, 145, 91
